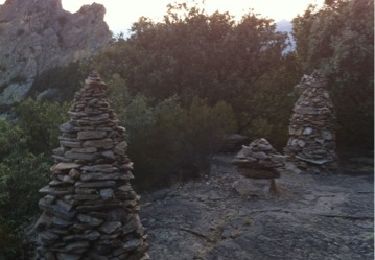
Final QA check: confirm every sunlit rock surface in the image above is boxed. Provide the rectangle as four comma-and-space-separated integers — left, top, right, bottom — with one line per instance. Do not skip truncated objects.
0, 0, 112, 105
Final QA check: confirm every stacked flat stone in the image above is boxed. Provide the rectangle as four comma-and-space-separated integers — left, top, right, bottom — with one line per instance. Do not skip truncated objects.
232, 138, 283, 179
284, 71, 337, 172
36, 72, 148, 260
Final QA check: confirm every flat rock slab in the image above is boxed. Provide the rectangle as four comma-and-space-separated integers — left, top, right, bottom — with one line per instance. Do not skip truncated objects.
51, 162, 81, 171
141, 155, 374, 260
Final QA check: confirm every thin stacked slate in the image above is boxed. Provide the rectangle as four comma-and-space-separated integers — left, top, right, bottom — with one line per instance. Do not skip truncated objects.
284, 72, 337, 172
232, 138, 284, 179
36, 72, 148, 260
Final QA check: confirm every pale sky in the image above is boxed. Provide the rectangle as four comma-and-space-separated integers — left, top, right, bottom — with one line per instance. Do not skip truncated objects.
0, 0, 324, 33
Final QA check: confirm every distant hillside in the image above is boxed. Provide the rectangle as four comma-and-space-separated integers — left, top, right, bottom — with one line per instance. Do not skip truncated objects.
0, 0, 112, 106
276, 20, 296, 52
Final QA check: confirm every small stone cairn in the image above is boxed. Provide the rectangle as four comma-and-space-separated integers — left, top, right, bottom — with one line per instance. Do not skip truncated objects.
284, 71, 337, 172
35, 72, 149, 260
232, 138, 284, 194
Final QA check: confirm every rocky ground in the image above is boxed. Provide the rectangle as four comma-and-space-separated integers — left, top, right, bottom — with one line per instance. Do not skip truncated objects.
140, 155, 374, 260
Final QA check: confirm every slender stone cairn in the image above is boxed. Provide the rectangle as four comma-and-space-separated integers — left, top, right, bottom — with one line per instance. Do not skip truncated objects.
35, 72, 149, 260
284, 71, 337, 173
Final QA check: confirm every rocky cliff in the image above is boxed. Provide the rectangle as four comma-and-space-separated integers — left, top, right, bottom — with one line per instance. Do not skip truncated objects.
0, 0, 112, 105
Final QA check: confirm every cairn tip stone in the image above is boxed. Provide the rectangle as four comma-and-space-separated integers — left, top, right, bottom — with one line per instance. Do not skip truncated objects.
36, 73, 148, 259
284, 71, 337, 173
233, 138, 284, 176
232, 138, 284, 196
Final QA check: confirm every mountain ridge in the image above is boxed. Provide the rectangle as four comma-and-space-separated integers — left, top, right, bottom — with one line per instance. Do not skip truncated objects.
0, 0, 112, 106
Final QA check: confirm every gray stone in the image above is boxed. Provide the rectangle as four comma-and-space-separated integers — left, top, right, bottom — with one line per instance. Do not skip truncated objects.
252, 151, 267, 160
70, 147, 97, 153
77, 214, 103, 227
38, 231, 59, 243
53, 147, 65, 157
51, 217, 72, 228
322, 130, 333, 140
80, 172, 133, 182
81, 164, 117, 172
40, 186, 73, 196
64, 241, 90, 253
73, 194, 100, 200
65, 151, 98, 161
77, 131, 107, 140
303, 127, 313, 135
51, 162, 81, 171
100, 189, 114, 199
34, 212, 52, 231
83, 138, 114, 149
114, 141, 127, 156
63, 175, 74, 184
88, 113, 110, 121
101, 150, 115, 159
75, 181, 116, 188
60, 122, 75, 133
99, 221, 122, 234
123, 239, 142, 252
61, 140, 82, 148
39, 195, 55, 208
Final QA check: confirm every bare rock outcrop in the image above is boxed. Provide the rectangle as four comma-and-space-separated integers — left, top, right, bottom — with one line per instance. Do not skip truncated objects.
35, 73, 148, 259
0, 0, 112, 105
284, 71, 337, 172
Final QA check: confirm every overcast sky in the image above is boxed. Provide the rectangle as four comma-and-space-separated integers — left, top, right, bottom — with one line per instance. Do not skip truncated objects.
1, 0, 324, 33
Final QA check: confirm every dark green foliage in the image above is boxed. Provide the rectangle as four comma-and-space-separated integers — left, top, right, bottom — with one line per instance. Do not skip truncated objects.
292, 0, 374, 149
96, 4, 288, 104
0, 119, 51, 259
108, 82, 237, 189
0, 152, 50, 224
0, 101, 67, 257
94, 3, 299, 147
30, 62, 90, 101
15, 99, 70, 154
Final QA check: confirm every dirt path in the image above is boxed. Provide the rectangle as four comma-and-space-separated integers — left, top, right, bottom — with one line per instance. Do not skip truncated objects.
140, 155, 374, 260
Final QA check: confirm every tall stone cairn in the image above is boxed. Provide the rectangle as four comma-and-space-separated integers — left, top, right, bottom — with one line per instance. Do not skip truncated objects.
35, 72, 149, 260
284, 71, 337, 172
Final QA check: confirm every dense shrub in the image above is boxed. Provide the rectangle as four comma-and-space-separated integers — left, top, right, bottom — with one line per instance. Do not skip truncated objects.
109, 89, 237, 190
0, 119, 51, 259
0, 98, 67, 258
16, 99, 70, 154
93, 3, 300, 149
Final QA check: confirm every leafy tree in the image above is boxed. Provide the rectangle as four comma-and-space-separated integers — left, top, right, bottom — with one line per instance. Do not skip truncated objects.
292, 0, 374, 149
16, 99, 70, 154
0, 119, 50, 259
94, 2, 299, 146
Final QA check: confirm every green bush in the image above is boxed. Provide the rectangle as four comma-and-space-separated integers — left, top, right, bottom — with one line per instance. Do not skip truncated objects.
0, 119, 51, 259
16, 99, 70, 155
0, 100, 66, 258
110, 91, 237, 190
